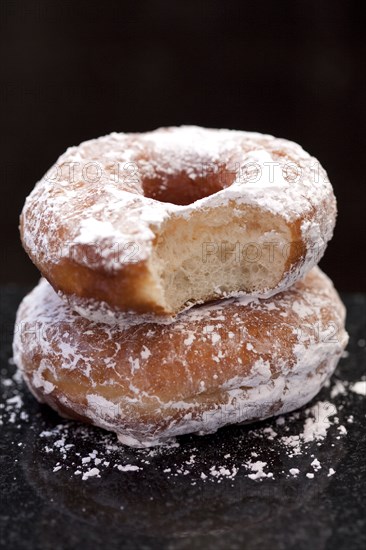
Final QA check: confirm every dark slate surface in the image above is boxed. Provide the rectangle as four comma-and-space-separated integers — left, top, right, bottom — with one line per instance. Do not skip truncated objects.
0, 287, 365, 550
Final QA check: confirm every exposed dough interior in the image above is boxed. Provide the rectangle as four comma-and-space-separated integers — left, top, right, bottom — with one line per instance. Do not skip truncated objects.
151, 204, 292, 312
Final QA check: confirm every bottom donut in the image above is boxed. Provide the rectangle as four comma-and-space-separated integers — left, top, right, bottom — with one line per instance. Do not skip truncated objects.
13, 267, 348, 448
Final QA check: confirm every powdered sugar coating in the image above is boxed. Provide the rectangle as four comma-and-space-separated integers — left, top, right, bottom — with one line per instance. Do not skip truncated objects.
13, 267, 348, 448
20, 126, 337, 323
22, 126, 335, 249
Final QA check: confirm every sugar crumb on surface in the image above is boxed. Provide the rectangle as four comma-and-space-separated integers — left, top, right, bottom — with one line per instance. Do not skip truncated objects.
0, 365, 361, 486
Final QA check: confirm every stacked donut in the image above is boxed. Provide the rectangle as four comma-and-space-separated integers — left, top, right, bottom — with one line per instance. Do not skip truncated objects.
13, 126, 348, 447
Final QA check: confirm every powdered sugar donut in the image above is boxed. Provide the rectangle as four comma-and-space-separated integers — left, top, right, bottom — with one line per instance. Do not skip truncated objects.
13, 267, 348, 448
20, 126, 337, 324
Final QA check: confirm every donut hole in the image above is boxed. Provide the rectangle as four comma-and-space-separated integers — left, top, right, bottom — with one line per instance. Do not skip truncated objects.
141, 166, 236, 206
138, 128, 239, 205
152, 203, 298, 313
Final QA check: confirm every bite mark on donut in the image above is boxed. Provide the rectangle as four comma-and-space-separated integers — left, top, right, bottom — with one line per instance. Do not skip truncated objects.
151, 203, 298, 313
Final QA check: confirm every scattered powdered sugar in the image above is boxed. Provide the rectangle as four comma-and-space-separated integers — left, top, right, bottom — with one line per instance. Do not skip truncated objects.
349, 381, 366, 396
117, 464, 140, 472
302, 401, 337, 443
330, 379, 348, 399
0, 378, 29, 426
311, 458, 322, 471
1, 358, 363, 485
82, 467, 100, 481
209, 465, 239, 481
246, 461, 273, 480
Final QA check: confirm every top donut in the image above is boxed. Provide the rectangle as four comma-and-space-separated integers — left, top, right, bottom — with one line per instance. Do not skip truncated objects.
20, 126, 336, 324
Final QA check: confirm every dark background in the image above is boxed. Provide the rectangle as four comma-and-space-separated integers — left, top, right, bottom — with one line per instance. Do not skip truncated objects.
1, 0, 365, 291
